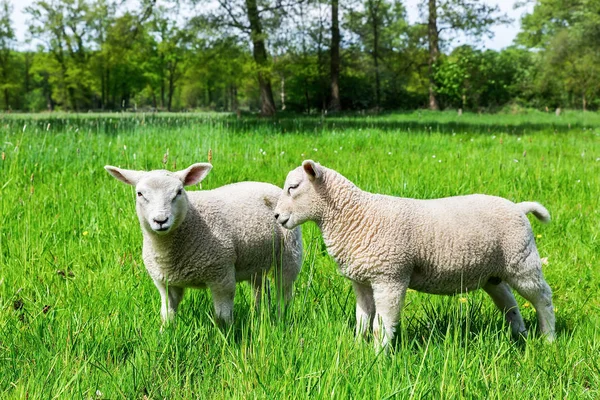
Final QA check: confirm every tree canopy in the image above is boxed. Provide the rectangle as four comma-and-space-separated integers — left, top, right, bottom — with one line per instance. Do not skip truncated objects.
0, 0, 597, 113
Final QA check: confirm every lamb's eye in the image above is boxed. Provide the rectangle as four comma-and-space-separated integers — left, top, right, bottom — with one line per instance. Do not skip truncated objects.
137, 191, 143, 197
177, 189, 182, 196
288, 184, 299, 194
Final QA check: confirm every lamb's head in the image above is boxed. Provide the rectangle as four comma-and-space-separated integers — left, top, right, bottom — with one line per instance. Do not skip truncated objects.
275, 160, 326, 229
105, 163, 212, 235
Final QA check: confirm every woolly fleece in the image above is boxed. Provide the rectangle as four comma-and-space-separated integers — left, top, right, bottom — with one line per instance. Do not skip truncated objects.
106, 163, 302, 326
275, 160, 555, 350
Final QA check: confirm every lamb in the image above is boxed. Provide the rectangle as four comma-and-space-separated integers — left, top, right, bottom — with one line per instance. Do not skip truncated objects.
105, 163, 302, 327
274, 160, 555, 350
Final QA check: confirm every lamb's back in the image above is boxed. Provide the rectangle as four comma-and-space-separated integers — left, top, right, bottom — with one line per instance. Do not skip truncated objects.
188, 182, 284, 279
405, 194, 535, 293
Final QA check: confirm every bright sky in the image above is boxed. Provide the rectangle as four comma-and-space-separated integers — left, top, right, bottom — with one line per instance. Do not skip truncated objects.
10, 0, 533, 51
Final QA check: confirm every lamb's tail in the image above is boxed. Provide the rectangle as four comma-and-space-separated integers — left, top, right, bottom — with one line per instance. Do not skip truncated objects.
517, 201, 551, 223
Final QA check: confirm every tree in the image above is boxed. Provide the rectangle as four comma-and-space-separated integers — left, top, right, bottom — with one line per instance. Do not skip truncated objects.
346, 0, 410, 110
150, 7, 191, 111
329, 0, 341, 111
26, 0, 94, 110
246, 0, 277, 115
272, 0, 330, 112
518, 0, 600, 110
420, 0, 509, 110
202, 0, 287, 115
0, 0, 15, 110
88, 0, 116, 109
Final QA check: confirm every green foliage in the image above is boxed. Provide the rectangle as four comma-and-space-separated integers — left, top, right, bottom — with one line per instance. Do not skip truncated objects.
435, 45, 534, 110
0, 0, 594, 112
518, 0, 600, 110
0, 113, 599, 397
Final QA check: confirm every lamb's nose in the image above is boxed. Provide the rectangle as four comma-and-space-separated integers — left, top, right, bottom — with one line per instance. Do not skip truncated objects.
274, 213, 280, 220
154, 217, 168, 225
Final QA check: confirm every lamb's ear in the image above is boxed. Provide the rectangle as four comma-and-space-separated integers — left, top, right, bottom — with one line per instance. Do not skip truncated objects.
104, 166, 144, 186
176, 163, 212, 186
302, 160, 322, 181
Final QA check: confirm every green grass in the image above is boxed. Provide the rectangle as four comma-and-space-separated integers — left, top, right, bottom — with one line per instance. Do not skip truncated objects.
0, 112, 599, 398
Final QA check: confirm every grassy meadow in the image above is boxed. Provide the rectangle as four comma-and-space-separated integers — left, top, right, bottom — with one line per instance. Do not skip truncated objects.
0, 111, 599, 398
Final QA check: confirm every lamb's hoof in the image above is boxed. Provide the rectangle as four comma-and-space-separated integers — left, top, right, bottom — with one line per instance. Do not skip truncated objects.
512, 329, 528, 341
544, 332, 556, 343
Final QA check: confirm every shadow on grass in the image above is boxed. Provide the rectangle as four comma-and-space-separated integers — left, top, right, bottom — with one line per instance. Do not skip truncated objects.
0, 112, 595, 136
387, 297, 572, 352
225, 117, 589, 136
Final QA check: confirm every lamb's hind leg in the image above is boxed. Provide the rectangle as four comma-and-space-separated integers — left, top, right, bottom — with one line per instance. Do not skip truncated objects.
209, 272, 236, 327
506, 258, 556, 342
250, 271, 271, 314
483, 280, 527, 338
372, 281, 408, 352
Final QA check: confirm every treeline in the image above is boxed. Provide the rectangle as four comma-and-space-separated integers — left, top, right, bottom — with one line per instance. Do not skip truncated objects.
0, 0, 598, 114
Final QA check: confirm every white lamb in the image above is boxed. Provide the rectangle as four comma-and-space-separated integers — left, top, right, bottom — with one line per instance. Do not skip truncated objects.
105, 163, 302, 326
274, 160, 555, 350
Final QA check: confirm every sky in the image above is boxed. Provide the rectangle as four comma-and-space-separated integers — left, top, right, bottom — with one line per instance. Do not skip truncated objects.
10, 0, 534, 51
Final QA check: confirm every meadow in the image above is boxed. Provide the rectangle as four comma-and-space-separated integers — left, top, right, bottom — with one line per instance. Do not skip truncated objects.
0, 111, 599, 398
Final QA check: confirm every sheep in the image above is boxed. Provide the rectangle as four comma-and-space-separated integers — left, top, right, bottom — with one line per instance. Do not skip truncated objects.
105, 163, 303, 327
274, 160, 555, 350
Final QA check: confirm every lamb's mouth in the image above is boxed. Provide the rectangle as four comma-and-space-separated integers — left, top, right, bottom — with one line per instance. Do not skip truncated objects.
153, 225, 171, 233
279, 217, 290, 228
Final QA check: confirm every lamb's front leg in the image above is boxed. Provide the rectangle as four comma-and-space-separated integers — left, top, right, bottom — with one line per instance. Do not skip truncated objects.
353, 281, 375, 338
372, 281, 408, 352
154, 279, 185, 325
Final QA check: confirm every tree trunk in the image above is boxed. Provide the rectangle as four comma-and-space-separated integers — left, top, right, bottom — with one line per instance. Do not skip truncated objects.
100, 62, 105, 110
316, 13, 327, 112
329, 0, 341, 112
160, 78, 165, 110
427, 0, 440, 111
231, 84, 238, 111
280, 74, 286, 110
582, 91, 587, 111
24, 53, 31, 94
167, 61, 177, 112
107, 68, 112, 109
368, 0, 381, 110
167, 76, 173, 112
245, 0, 276, 116
304, 78, 310, 112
